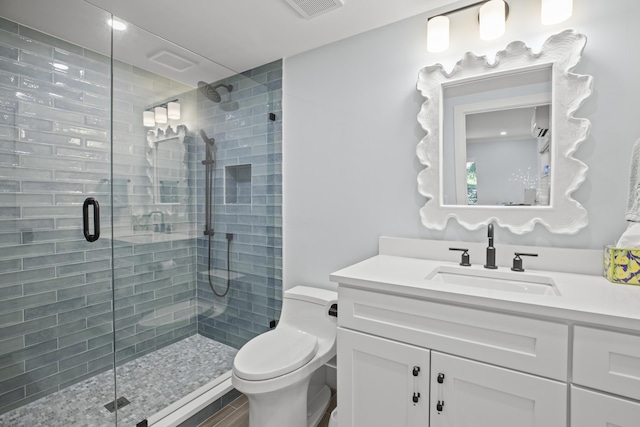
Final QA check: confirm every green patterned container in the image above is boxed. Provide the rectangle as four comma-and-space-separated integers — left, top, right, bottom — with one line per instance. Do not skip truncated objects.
604, 246, 640, 285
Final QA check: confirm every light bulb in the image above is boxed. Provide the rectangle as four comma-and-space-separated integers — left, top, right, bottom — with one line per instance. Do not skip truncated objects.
154, 106, 167, 124
143, 111, 155, 127
479, 0, 506, 41
541, 0, 572, 25
427, 16, 450, 53
167, 102, 180, 120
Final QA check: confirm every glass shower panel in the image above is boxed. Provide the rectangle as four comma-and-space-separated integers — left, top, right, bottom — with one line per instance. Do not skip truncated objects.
110, 18, 282, 425
195, 64, 283, 350
0, 6, 116, 426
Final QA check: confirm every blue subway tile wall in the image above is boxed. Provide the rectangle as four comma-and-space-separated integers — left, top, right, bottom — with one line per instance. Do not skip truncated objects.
196, 61, 283, 349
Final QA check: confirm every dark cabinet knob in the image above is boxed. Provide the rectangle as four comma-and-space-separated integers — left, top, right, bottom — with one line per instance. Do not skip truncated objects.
412, 366, 420, 377
437, 373, 445, 384
412, 392, 420, 403
436, 400, 445, 412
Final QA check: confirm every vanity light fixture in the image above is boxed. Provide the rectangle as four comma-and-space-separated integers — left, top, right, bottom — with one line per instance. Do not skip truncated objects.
155, 106, 168, 124
167, 101, 180, 120
143, 99, 180, 127
426, 15, 450, 53
479, 0, 506, 41
541, 0, 573, 25
143, 110, 155, 127
426, 0, 573, 53
426, 0, 509, 53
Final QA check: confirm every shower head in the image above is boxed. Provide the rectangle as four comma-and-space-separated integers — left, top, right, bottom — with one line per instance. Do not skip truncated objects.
197, 81, 234, 104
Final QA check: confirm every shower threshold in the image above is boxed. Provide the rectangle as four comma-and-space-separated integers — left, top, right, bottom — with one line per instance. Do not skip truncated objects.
0, 334, 237, 427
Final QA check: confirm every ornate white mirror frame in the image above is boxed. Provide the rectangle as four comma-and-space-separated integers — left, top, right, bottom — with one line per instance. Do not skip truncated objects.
416, 30, 593, 234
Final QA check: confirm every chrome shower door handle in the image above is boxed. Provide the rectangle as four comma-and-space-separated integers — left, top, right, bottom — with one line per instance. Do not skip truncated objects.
83, 197, 100, 242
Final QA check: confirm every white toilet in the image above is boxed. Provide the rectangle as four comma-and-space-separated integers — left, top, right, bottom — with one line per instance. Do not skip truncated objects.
232, 286, 338, 427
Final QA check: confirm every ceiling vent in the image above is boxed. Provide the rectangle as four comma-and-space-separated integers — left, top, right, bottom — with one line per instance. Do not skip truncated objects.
283, 0, 344, 19
148, 51, 197, 72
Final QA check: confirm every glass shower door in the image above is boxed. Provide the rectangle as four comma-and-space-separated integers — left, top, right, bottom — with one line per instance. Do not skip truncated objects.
0, 4, 117, 425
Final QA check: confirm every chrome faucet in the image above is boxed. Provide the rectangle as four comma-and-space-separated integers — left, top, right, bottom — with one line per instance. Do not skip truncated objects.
484, 223, 497, 269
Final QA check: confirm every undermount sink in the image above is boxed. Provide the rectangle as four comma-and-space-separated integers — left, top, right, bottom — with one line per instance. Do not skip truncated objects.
425, 265, 560, 296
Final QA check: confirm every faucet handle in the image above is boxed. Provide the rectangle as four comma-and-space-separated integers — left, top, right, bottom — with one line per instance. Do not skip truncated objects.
449, 248, 471, 267
511, 252, 538, 272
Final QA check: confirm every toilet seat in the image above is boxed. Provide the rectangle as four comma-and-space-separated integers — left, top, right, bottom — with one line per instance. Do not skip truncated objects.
233, 326, 319, 381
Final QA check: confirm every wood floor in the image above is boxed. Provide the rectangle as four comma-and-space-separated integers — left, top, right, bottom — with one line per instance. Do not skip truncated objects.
198, 390, 337, 427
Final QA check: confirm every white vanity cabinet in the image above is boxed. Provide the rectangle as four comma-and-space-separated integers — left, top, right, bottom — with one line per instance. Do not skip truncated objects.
571, 326, 640, 426
337, 287, 569, 427
331, 239, 640, 427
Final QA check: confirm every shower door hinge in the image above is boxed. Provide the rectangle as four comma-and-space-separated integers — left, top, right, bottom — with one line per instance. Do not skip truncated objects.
136, 420, 148, 427
269, 319, 278, 329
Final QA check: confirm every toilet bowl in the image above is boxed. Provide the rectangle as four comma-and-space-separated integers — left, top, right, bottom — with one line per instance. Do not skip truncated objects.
232, 286, 338, 427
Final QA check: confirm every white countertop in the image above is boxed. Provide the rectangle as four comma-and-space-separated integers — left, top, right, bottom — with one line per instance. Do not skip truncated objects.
330, 244, 640, 332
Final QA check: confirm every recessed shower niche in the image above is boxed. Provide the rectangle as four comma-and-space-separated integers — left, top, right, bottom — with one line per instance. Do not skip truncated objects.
225, 164, 252, 204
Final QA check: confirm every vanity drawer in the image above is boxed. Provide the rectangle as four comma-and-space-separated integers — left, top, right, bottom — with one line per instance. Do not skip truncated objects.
338, 287, 568, 380
573, 326, 640, 400
571, 386, 640, 427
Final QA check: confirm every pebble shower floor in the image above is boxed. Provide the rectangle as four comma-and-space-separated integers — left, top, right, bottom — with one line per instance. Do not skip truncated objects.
0, 335, 237, 426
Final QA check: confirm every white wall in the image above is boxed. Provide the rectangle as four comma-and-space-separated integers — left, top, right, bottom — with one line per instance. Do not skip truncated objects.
283, 0, 640, 290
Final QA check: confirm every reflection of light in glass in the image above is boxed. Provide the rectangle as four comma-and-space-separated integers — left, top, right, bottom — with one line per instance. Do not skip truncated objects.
155, 106, 167, 124
53, 63, 68, 71
143, 111, 155, 127
107, 19, 127, 31
167, 102, 181, 120
500, 131, 507, 135
509, 167, 538, 188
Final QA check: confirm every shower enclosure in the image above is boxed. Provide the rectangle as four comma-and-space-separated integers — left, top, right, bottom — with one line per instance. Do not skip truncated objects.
0, 3, 282, 425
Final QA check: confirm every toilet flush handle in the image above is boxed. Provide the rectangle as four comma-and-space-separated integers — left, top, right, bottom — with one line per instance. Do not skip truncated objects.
328, 303, 338, 317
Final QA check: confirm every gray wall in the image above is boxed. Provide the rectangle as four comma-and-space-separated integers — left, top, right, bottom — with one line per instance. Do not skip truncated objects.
283, 0, 640, 289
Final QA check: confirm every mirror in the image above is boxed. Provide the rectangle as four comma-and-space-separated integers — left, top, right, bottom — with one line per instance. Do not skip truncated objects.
443, 67, 552, 206
147, 124, 190, 205
417, 30, 593, 234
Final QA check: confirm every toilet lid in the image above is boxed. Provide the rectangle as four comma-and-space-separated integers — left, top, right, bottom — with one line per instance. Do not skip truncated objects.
233, 326, 319, 381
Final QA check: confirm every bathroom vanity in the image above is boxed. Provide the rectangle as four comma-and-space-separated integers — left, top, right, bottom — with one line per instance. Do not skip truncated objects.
331, 237, 640, 427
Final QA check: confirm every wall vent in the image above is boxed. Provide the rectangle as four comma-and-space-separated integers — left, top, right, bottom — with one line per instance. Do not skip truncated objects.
283, 0, 344, 19
148, 50, 197, 72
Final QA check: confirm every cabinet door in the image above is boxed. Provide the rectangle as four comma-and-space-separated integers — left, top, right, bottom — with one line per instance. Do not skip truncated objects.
571, 386, 640, 427
430, 352, 566, 427
337, 328, 430, 427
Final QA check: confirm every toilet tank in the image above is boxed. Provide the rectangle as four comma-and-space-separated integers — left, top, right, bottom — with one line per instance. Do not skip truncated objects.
279, 286, 337, 340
